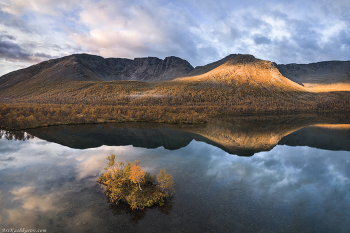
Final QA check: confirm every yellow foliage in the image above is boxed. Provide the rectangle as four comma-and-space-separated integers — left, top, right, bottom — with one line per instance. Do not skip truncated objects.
97, 156, 174, 209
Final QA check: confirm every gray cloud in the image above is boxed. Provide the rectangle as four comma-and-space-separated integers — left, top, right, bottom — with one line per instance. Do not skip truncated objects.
0, 33, 15, 40
0, 31, 52, 64
52, 44, 62, 51
0, 156, 15, 161
0, 35, 31, 61
0, 11, 36, 34
34, 52, 53, 59
253, 35, 272, 45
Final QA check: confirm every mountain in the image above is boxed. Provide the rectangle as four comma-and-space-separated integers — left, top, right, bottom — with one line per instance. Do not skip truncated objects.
1, 53, 350, 116
0, 53, 194, 87
276, 61, 350, 84
174, 54, 309, 93
276, 61, 350, 92
1, 53, 350, 94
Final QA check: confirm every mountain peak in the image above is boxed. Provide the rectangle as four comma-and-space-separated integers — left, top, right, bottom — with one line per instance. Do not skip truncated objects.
226, 54, 256, 64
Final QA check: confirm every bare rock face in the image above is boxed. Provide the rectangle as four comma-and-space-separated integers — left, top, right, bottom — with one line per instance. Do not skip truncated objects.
276, 61, 350, 85
106, 56, 194, 81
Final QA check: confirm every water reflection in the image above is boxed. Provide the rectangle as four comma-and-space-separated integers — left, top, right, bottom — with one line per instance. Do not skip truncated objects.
0, 114, 349, 232
279, 124, 350, 151
108, 197, 174, 224
0, 130, 33, 141
19, 113, 350, 156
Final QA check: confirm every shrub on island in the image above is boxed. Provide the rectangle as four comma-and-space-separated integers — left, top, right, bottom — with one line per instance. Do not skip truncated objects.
98, 154, 174, 210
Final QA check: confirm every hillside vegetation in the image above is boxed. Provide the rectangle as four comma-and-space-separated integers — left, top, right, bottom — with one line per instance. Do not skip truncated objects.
0, 54, 349, 130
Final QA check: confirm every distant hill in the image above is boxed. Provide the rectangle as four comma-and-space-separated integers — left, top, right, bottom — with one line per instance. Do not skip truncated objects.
276, 61, 350, 84
276, 61, 350, 92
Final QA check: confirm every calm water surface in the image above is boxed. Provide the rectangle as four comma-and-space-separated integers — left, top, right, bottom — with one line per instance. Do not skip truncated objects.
0, 117, 349, 232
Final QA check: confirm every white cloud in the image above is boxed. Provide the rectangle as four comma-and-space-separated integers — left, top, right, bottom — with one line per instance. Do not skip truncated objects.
69, 0, 200, 60
0, 0, 79, 16
11, 186, 59, 212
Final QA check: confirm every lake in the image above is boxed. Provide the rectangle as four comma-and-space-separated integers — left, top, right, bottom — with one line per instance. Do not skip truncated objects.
0, 114, 349, 232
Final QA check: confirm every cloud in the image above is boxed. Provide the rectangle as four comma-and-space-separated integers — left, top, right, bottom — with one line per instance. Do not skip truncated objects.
0, 0, 80, 16
11, 186, 59, 212
180, 0, 350, 64
0, 13, 36, 34
0, 0, 349, 75
0, 33, 52, 62
0, 27, 55, 62
0, 34, 31, 61
253, 35, 272, 45
69, 0, 201, 63
0, 156, 15, 162
0, 33, 15, 40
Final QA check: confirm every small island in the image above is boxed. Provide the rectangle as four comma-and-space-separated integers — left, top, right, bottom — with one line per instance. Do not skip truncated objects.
98, 155, 174, 210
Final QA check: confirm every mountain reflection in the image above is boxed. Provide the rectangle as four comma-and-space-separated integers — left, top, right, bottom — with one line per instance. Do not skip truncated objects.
0, 129, 349, 232
19, 113, 350, 156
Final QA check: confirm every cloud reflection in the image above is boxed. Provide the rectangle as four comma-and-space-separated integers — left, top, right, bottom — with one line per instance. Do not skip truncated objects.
207, 144, 350, 229
11, 186, 59, 212
0, 135, 349, 232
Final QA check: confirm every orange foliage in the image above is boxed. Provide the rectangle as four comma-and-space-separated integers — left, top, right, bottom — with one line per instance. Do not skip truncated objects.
129, 160, 145, 191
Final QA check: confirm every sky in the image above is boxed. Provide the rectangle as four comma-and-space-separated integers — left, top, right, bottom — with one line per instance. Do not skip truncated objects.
0, 0, 349, 76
